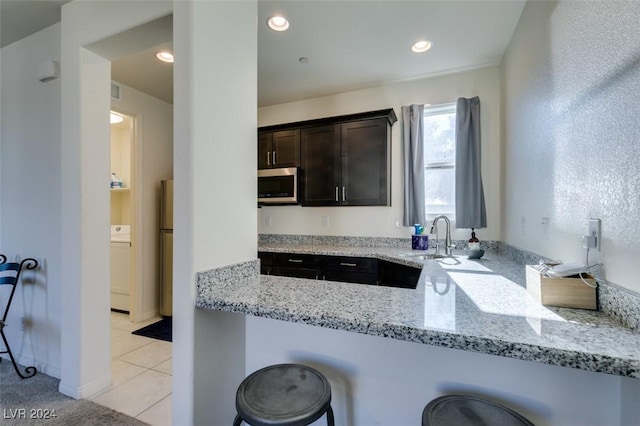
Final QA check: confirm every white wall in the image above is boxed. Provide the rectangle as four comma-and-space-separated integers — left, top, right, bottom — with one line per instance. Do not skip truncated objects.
111, 81, 173, 321
247, 315, 639, 426
258, 66, 501, 242
0, 24, 62, 377
501, 1, 640, 293
173, 1, 257, 424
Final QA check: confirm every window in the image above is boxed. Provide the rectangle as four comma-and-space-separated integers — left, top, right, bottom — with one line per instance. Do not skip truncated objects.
423, 103, 456, 216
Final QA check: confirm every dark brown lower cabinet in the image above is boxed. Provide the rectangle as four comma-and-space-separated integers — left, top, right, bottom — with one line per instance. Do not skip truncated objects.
258, 251, 420, 289
377, 260, 422, 289
271, 253, 322, 280
322, 255, 377, 285
258, 251, 273, 275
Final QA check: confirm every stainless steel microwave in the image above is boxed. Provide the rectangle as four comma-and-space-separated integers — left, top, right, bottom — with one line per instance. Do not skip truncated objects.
258, 167, 299, 204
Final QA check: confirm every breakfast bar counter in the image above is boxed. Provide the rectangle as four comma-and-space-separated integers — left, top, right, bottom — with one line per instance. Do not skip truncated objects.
196, 243, 640, 379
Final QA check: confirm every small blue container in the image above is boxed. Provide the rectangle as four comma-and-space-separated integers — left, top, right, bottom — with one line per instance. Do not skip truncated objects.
411, 235, 429, 250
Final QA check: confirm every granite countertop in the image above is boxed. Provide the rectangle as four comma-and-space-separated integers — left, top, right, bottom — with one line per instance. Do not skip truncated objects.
196, 243, 640, 378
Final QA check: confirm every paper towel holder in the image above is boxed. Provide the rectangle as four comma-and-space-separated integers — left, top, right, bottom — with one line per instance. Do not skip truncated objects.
37, 60, 59, 82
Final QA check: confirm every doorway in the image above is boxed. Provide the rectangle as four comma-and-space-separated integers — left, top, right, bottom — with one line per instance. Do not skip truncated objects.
88, 18, 174, 423
110, 110, 135, 317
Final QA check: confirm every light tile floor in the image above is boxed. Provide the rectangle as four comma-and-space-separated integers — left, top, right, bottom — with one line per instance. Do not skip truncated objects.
90, 312, 172, 425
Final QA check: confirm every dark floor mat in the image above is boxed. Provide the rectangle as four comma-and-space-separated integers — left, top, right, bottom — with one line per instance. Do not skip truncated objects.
131, 316, 172, 342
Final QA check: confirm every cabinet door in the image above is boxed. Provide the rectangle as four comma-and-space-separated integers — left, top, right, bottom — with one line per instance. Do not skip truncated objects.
258, 131, 273, 169
272, 129, 300, 168
341, 118, 390, 206
300, 124, 341, 206
258, 251, 273, 275
377, 260, 421, 289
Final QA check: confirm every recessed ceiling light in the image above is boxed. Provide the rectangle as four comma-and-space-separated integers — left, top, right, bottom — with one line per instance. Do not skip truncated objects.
110, 111, 124, 124
411, 40, 432, 53
156, 51, 174, 63
267, 15, 289, 31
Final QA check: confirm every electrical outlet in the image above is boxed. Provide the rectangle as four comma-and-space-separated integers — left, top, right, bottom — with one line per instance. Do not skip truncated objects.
589, 218, 601, 251
321, 216, 330, 227
264, 216, 272, 227
540, 217, 550, 241
520, 217, 527, 237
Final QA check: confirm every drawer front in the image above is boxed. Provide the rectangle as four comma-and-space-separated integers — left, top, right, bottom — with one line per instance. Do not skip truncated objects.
322, 256, 377, 274
272, 253, 322, 269
272, 267, 321, 280
324, 270, 377, 285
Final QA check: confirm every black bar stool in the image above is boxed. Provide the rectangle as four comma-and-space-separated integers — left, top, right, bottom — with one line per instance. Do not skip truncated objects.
422, 395, 534, 426
233, 363, 335, 426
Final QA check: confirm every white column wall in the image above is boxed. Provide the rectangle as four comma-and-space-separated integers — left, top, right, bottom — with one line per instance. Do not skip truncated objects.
173, 1, 257, 424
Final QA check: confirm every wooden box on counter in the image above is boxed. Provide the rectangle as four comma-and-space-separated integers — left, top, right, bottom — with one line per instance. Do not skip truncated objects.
525, 265, 597, 310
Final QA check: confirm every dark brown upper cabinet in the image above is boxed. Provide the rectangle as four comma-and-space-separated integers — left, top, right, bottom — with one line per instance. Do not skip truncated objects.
340, 118, 391, 206
258, 129, 300, 169
300, 124, 342, 205
301, 113, 395, 206
258, 109, 396, 206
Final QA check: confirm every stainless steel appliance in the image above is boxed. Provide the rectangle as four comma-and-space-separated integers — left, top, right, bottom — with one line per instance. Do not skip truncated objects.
160, 180, 173, 316
258, 167, 299, 204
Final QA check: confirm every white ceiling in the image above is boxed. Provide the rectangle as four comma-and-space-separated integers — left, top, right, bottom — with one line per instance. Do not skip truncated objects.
0, 1, 69, 48
1, 1, 526, 107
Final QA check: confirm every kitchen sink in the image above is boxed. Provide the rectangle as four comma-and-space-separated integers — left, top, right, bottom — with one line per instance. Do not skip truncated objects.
397, 252, 448, 260
410, 253, 447, 260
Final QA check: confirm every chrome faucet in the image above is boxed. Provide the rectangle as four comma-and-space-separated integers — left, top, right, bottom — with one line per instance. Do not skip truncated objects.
430, 215, 453, 256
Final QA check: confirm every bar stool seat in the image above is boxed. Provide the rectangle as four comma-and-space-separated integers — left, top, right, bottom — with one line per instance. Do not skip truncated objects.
233, 363, 335, 426
422, 395, 534, 426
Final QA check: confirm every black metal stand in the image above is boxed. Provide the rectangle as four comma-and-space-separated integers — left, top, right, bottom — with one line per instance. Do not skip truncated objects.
0, 255, 38, 379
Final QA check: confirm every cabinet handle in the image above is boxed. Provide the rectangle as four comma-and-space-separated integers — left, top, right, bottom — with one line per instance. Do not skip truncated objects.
342, 186, 346, 202
335, 186, 339, 202
267, 151, 271, 166
272, 151, 276, 165
288, 259, 303, 263
340, 262, 357, 267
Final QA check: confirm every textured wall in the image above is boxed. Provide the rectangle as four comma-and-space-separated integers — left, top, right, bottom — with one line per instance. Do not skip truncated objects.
502, 1, 640, 293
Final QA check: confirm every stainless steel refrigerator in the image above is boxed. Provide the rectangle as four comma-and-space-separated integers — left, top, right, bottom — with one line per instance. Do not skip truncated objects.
160, 180, 173, 316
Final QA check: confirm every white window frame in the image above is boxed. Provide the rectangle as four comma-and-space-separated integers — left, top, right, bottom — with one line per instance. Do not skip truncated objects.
423, 102, 456, 219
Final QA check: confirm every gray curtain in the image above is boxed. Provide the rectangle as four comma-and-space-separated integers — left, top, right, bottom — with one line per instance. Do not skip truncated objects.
455, 97, 487, 229
401, 104, 425, 227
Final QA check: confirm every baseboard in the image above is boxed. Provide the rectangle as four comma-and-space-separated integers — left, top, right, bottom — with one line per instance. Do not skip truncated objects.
58, 372, 111, 399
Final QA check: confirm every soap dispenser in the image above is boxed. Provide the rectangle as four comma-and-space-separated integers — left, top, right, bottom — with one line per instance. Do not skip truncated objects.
468, 229, 480, 251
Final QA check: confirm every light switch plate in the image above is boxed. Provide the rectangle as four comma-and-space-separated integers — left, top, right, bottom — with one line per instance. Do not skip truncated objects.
588, 218, 601, 251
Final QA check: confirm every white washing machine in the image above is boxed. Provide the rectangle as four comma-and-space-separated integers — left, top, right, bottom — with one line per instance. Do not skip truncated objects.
110, 225, 130, 311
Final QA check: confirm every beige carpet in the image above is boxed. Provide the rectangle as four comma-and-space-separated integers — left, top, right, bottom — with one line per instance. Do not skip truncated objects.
0, 360, 148, 425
